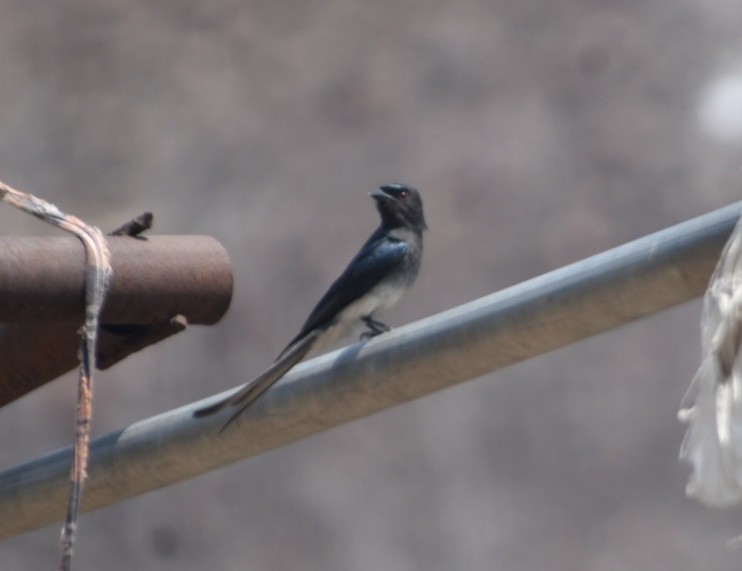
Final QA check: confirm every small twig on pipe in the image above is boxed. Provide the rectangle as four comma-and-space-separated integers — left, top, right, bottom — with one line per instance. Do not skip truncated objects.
109, 211, 153, 238
0, 181, 112, 571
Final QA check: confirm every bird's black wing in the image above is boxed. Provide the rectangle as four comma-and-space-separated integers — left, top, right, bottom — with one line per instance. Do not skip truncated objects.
281, 230, 409, 353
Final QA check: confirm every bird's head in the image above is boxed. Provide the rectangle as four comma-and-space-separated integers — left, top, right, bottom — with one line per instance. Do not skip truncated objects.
369, 183, 427, 232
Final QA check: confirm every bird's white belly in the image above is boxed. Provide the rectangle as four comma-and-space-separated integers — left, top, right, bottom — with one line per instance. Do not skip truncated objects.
314, 280, 407, 350
340, 280, 407, 322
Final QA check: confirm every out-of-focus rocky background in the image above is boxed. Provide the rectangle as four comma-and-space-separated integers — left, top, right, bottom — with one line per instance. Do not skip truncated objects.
1, 1, 742, 569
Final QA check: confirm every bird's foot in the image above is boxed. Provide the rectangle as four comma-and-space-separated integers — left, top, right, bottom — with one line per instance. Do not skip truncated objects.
360, 317, 391, 340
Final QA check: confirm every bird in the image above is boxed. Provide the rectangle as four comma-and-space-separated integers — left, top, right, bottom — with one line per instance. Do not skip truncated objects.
194, 183, 426, 432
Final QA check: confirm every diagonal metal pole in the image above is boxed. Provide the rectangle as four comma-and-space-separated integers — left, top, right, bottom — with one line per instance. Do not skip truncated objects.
0, 201, 740, 540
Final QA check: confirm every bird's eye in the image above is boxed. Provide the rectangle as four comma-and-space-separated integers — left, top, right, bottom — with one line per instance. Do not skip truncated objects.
398, 189, 410, 199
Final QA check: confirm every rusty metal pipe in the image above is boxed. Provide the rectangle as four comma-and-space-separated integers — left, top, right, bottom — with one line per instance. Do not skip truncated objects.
0, 236, 232, 324
0, 236, 232, 406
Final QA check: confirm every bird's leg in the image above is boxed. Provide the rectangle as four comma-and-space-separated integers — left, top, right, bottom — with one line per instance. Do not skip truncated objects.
360, 316, 391, 340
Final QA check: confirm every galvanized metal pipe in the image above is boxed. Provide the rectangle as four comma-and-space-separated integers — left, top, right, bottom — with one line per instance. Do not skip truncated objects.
0, 202, 739, 539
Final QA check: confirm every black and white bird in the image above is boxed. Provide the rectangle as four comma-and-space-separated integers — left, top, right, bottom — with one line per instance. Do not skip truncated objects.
194, 183, 426, 431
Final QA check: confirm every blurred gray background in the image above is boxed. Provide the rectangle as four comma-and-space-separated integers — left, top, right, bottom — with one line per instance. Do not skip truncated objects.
1, 1, 742, 569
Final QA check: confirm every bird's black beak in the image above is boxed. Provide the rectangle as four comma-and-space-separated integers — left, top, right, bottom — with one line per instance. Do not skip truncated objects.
369, 187, 392, 203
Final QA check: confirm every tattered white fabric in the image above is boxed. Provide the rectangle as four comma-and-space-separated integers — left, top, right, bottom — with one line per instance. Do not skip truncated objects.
680, 215, 742, 507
